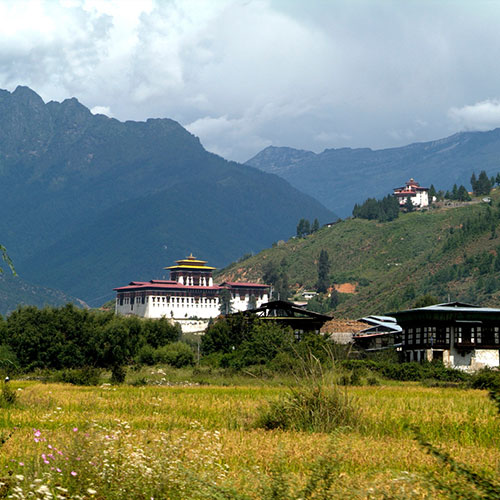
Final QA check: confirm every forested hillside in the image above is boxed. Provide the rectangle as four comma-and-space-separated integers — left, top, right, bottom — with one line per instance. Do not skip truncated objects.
217, 191, 500, 317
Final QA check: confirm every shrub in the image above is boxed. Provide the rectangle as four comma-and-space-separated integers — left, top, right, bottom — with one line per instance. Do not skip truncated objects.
56, 366, 102, 386
111, 364, 127, 384
470, 368, 500, 391
154, 342, 194, 368
256, 384, 358, 432
0, 381, 17, 407
136, 344, 156, 365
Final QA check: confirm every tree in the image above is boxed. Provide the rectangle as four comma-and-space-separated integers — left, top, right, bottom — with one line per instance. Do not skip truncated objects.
471, 172, 478, 193
404, 196, 414, 212
457, 185, 471, 201
311, 218, 320, 233
414, 294, 438, 308
474, 170, 493, 195
496, 173, 500, 186
317, 250, 330, 293
429, 184, 437, 201
329, 288, 339, 310
296, 218, 311, 238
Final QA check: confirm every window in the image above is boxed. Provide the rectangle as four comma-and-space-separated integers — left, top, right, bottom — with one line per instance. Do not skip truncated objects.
456, 327, 462, 344
495, 327, 499, 344
477, 326, 482, 344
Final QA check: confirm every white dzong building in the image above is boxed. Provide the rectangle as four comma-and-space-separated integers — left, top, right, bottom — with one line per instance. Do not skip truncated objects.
114, 255, 270, 333
393, 178, 430, 208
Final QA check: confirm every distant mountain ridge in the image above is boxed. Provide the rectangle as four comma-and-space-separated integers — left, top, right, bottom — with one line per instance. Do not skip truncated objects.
246, 130, 500, 217
0, 86, 334, 308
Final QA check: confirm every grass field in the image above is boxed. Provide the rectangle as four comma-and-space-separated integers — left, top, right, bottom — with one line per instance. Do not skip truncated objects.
1, 374, 499, 499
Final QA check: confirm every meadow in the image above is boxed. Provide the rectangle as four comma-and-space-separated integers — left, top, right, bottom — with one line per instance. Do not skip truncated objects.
0, 370, 499, 499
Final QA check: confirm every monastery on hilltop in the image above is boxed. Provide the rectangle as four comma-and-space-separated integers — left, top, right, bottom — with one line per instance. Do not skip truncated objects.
393, 178, 430, 208
114, 255, 270, 333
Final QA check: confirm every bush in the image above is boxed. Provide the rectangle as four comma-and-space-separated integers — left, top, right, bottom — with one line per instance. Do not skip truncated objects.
111, 365, 127, 384
136, 344, 156, 365
154, 342, 194, 368
0, 382, 17, 407
256, 384, 358, 432
470, 368, 500, 390
56, 366, 102, 386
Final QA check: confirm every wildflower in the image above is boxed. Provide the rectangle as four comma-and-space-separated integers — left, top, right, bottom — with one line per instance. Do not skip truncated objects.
70, 471, 77, 476
72, 427, 78, 432
18, 462, 24, 466
87, 489, 97, 495
14, 474, 24, 481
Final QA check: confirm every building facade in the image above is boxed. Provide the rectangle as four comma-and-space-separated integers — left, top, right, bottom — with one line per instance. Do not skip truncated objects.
393, 178, 430, 208
392, 302, 500, 370
114, 255, 270, 332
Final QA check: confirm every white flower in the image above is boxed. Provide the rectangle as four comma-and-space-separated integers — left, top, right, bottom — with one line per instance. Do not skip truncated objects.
14, 474, 24, 481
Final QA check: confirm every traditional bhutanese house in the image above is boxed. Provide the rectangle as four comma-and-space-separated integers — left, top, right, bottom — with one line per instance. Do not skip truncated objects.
321, 319, 370, 344
114, 255, 270, 333
352, 315, 402, 351
391, 302, 500, 370
393, 178, 430, 208
242, 300, 332, 334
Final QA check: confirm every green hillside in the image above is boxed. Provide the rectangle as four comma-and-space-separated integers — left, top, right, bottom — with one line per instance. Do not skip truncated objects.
217, 192, 500, 317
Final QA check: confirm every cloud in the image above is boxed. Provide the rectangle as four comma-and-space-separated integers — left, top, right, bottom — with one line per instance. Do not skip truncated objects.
1, 1, 500, 161
90, 105, 112, 116
448, 100, 500, 131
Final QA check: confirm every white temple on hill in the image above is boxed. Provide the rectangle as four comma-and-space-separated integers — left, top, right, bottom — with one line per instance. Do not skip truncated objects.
114, 255, 270, 333
393, 178, 430, 208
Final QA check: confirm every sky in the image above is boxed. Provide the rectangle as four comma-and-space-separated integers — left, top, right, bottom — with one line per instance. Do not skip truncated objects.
1, 0, 500, 162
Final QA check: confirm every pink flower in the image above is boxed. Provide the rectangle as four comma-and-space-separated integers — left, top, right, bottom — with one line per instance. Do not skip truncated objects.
56, 468, 62, 473
18, 462, 24, 467
34, 430, 41, 438
70, 471, 77, 476
72, 428, 78, 432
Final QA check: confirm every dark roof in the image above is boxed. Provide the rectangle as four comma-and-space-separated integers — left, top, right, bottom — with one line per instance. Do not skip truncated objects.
248, 300, 332, 320
391, 301, 500, 323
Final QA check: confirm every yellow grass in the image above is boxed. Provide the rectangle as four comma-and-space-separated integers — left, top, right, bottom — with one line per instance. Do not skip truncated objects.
0, 380, 499, 499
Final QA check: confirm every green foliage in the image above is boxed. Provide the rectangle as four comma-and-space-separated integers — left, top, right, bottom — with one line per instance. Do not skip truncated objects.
343, 360, 469, 383
471, 170, 494, 195
469, 368, 500, 391
2, 304, 183, 372
256, 383, 358, 432
445, 184, 471, 201
316, 250, 330, 293
54, 367, 102, 386
202, 316, 333, 371
111, 364, 127, 384
0, 382, 17, 408
153, 342, 194, 368
414, 293, 439, 308
262, 260, 289, 300
352, 194, 400, 222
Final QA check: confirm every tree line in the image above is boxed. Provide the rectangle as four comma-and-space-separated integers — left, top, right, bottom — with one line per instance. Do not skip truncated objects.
0, 304, 182, 373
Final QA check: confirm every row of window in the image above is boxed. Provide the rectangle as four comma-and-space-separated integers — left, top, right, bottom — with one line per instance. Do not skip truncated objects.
404, 325, 500, 346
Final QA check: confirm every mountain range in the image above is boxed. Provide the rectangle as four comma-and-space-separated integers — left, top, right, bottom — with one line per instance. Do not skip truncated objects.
246, 130, 500, 217
0, 86, 333, 312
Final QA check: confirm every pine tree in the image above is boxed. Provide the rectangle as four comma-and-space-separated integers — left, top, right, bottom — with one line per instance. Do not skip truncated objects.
404, 196, 414, 212
471, 172, 478, 193
311, 218, 320, 233
476, 170, 493, 195
317, 250, 330, 294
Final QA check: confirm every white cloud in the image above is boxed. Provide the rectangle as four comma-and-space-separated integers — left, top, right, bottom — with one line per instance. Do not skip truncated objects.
90, 105, 112, 116
448, 100, 500, 131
